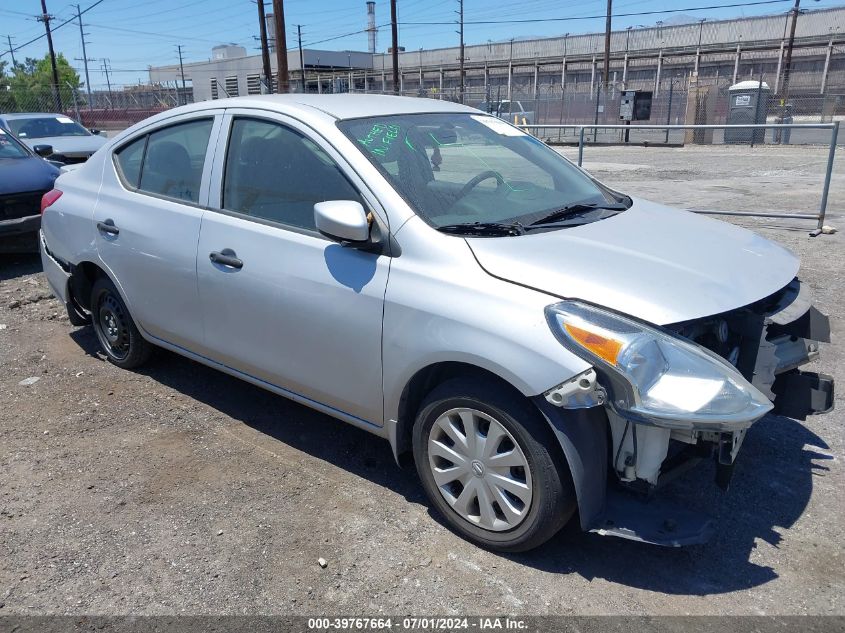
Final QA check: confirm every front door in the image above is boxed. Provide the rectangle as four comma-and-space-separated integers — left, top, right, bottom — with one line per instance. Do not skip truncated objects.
196, 113, 390, 425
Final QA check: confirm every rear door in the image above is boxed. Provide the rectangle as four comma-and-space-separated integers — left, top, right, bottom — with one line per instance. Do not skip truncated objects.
95, 111, 223, 349
195, 110, 390, 425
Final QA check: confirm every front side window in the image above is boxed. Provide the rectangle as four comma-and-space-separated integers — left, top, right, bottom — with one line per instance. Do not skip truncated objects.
222, 117, 362, 230
339, 113, 618, 231
10, 116, 90, 139
137, 118, 213, 203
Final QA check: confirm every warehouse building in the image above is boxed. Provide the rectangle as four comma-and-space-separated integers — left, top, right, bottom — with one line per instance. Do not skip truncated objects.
148, 5, 845, 105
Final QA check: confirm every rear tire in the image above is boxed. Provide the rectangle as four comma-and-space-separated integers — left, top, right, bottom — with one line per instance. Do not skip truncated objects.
412, 376, 575, 552
90, 276, 152, 369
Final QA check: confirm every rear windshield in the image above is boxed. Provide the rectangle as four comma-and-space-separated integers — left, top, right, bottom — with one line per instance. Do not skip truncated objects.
9, 116, 91, 139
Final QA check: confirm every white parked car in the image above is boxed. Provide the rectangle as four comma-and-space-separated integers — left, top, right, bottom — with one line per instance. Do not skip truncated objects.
39, 95, 832, 551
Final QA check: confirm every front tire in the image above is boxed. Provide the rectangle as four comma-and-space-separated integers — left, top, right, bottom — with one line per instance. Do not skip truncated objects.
412, 377, 576, 552
90, 276, 152, 369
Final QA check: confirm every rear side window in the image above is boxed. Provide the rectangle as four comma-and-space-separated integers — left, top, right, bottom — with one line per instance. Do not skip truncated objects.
114, 136, 146, 187
221, 117, 362, 230
138, 119, 213, 203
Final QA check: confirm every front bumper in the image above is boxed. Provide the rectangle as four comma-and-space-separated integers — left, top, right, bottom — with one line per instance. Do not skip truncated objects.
0, 215, 41, 253
547, 279, 833, 547
0, 213, 40, 236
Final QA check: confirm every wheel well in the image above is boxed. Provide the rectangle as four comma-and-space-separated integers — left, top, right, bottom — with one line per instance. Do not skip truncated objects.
394, 362, 527, 460
71, 261, 107, 311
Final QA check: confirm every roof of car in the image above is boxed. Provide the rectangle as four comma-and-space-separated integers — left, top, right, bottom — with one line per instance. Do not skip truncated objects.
183, 93, 479, 120
0, 112, 69, 119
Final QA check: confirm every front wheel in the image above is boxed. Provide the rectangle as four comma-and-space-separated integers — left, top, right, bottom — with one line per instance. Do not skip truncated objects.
412, 377, 576, 552
90, 276, 152, 369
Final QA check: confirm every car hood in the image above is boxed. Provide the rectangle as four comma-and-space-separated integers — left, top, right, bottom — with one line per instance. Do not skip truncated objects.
0, 156, 59, 195
19, 134, 106, 156
466, 198, 799, 325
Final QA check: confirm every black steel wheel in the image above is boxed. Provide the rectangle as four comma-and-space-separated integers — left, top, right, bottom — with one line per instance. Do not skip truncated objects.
90, 276, 152, 369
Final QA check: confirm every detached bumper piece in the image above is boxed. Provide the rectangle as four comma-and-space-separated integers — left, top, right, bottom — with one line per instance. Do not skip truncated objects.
771, 371, 834, 420
589, 489, 715, 547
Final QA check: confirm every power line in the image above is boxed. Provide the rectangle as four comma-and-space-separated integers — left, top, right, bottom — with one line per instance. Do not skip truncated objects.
401, 0, 796, 25
0, 0, 107, 60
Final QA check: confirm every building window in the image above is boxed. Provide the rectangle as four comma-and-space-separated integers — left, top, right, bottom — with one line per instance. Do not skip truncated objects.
225, 76, 239, 97
210, 78, 218, 100
246, 74, 261, 95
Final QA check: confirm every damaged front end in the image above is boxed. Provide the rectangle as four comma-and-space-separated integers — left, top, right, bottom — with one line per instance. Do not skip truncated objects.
540, 281, 833, 546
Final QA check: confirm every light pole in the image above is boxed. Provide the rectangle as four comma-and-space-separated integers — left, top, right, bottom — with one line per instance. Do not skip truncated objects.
695, 18, 706, 75
558, 33, 569, 130
507, 38, 514, 103
419, 47, 423, 95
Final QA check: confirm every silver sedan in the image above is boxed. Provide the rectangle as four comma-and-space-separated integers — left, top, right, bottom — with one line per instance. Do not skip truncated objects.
38, 95, 833, 551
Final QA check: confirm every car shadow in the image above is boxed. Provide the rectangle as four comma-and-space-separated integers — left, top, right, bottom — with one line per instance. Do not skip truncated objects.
68, 327, 425, 503
67, 326, 830, 595
507, 412, 830, 594
0, 253, 41, 281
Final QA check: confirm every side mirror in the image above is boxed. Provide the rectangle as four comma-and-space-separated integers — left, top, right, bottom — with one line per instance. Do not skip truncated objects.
90, 129, 101, 136
33, 144, 54, 157
314, 200, 370, 244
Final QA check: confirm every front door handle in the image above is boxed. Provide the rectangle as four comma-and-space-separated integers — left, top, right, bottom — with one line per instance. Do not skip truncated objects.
96, 219, 119, 235
209, 249, 243, 269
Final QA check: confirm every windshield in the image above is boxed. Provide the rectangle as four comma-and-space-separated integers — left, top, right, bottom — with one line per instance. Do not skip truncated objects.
339, 113, 620, 230
9, 116, 91, 139
0, 128, 29, 158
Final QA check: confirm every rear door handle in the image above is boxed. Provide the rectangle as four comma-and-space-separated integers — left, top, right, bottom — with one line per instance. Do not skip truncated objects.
96, 219, 119, 235
209, 249, 243, 269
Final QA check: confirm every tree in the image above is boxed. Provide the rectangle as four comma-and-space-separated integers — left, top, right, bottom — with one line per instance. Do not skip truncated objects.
0, 60, 15, 113
8, 53, 82, 112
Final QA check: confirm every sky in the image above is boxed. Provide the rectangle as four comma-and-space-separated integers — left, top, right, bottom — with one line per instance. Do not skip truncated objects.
2, 0, 844, 89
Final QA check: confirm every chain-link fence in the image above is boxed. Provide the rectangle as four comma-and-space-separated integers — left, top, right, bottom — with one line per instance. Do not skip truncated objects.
347, 75, 843, 146
3, 73, 842, 146
0, 84, 193, 131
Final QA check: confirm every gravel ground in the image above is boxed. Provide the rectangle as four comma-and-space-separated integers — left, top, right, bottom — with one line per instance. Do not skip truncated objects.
0, 145, 843, 616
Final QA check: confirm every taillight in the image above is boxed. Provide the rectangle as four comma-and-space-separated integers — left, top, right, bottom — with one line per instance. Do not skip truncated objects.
41, 189, 62, 214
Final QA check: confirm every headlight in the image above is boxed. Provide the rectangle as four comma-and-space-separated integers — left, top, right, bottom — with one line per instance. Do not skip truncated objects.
546, 301, 773, 429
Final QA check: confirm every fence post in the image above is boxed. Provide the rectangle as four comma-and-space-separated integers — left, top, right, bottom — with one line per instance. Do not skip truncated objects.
578, 127, 585, 166
818, 121, 839, 231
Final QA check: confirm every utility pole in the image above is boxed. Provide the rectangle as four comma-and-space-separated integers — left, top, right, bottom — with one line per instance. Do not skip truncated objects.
37, 0, 62, 111
781, 0, 801, 102
602, 0, 612, 91
6, 35, 16, 67
256, 0, 273, 93
457, 0, 465, 104
74, 5, 93, 109
296, 24, 305, 93
100, 58, 113, 104
390, 0, 399, 94
272, 0, 289, 92
176, 45, 187, 105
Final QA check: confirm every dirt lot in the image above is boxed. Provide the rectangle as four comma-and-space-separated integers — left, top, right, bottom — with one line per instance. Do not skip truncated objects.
1, 145, 843, 616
